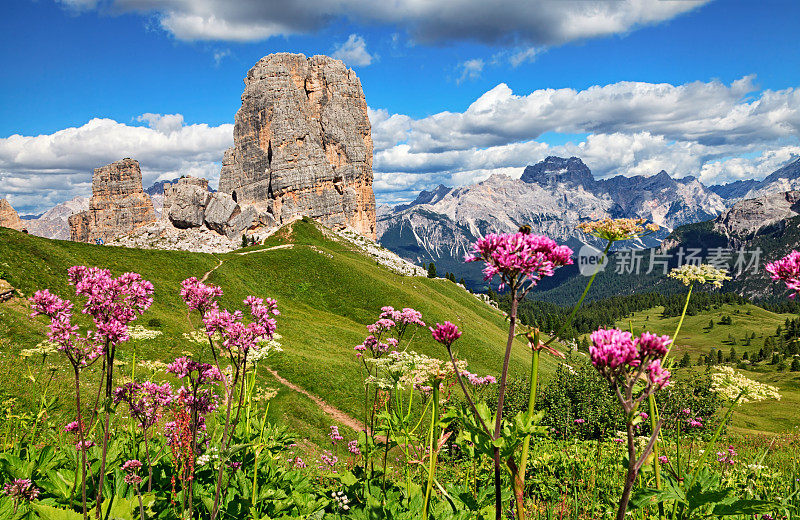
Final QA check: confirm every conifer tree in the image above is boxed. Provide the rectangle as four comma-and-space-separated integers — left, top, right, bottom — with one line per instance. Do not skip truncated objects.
427, 262, 438, 278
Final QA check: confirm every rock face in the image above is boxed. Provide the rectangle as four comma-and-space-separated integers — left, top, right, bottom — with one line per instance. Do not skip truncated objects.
713, 190, 800, 244
160, 176, 258, 239
0, 199, 25, 231
25, 196, 89, 240
710, 157, 800, 201
163, 177, 210, 228
69, 159, 156, 243
218, 53, 376, 239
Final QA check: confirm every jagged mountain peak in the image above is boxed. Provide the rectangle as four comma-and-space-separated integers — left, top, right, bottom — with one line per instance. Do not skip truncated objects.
520, 156, 594, 187
393, 184, 453, 212
761, 156, 800, 184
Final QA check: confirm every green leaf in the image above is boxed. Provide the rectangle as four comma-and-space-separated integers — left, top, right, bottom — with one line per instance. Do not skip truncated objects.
33, 504, 84, 520
712, 499, 776, 516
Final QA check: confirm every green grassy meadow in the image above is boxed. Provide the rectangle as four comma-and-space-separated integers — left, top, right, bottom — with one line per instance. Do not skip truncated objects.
602, 303, 800, 434
0, 219, 540, 446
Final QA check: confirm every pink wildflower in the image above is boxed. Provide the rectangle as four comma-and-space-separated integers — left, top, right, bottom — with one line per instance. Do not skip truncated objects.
589, 329, 638, 372
636, 332, 671, 359
122, 459, 142, 472
348, 440, 360, 455
466, 232, 573, 290
319, 450, 338, 470
658, 455, 668, 464
180, 277, 223, 312
329, 425, 343, 444
646, 359, 671, 389
716, 445, 737, 465
765, 251, 800, 297
3, 479, 39, 502
430, 322, 461, 347
574, 418, 586, 424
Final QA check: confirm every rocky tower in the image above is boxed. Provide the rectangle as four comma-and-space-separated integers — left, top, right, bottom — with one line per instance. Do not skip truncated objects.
69, 158, 156, 242
219, 53, 376, 239
0, 199, 25, 231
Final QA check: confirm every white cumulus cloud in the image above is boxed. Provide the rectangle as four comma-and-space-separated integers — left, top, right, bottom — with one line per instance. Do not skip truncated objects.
332, 34, 375, 67
0, 115, 232, 214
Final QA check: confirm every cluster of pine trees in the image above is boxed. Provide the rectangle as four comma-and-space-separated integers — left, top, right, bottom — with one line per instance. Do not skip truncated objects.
493, 290, 750, 340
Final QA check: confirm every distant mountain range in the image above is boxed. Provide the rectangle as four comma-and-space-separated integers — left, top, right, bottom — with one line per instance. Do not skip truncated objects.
377, 156, 800, 290
529, 188, 800, 305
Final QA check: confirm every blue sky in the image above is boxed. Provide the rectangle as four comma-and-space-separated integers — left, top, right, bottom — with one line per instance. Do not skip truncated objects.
2, 0, 800, 213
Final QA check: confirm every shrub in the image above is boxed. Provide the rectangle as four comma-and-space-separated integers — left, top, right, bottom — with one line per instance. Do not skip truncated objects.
536, 354, 624, 440
147, 317, 163, 328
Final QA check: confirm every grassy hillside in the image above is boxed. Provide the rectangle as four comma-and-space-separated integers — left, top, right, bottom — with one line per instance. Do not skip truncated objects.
599, 302, 800, 433
0, 219, 540, 445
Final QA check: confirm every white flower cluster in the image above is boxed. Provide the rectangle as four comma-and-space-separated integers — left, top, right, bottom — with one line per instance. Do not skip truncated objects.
182, 330, 222, 344
197, 446, 219, 467
711, 366, 781, 403
253, 387, 279, 402
331, 490, 350, 511
668, 264, 731, 289
246, 336, 283, 366
19, 340, 59, 358
364, 350, 466, 390
138, 360, 168, 373
128, 325, 163, 340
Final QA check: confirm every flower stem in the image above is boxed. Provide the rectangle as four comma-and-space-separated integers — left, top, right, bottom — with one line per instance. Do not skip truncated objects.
515, 331, 541, 520
422, 382, 439, 520
544, 241, 612, 347
493, 291, 519, 520
73, 364, 88, 520
667, 283, 693, 359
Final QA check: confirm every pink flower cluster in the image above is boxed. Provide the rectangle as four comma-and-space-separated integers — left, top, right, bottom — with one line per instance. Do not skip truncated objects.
765, 251, 800, 297
380, 306, 425, 327
68, 266, 154, 345
30, 289, 100, 365
589, 328, 672, 390
76, 440, 95, 451
348, 440, 360, 455
167, 357, 223, 384
30, 266, 154, 365
430, 322, 461, 348
367, 318, 396, 335
113, 381, 174, 429
716, 445, 737, 465
180, 277, 224, 312
329, 425, 343, 444
64, 420, 81, 433
354, 335, 393, 358
461, 370, 497, 386
122, 459, 143, 485
466, 232, 573, 289
202, 297, 278, 355
319, 450, 338, 470
3, 479, 39, 502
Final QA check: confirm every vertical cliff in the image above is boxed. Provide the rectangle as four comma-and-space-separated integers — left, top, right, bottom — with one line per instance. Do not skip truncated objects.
69, 158, 156, 242
218, 53, 376, 239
